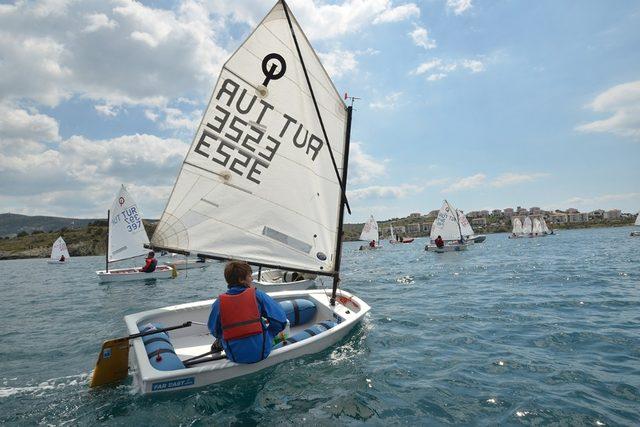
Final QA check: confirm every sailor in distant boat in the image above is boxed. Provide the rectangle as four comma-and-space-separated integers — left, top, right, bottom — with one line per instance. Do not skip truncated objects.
140, 251, 157, 273
59, 254, 66, 262
207, 261, 287, 364
435, 235, 445, 248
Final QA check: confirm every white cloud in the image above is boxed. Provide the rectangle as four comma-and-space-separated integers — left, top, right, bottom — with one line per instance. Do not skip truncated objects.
318, 49, 358, 78
442, 173, 486, 192
211, 0, 420, 40
369, 91, 403, 110
411, 59, 442, 75
461, 59, 484, 73
446, 0, 472, 15
348, 142, 388, 185
94, 104, 119, 117
373, 3, 420, 23
83, 12, 118, 33
0, 0, 229, 108
409, 25, 436, 50
349, 184, 423, 200
160, 107, 202, 131
576, 80, 640, 140
0, 102, 60, 151
411, 58, 484, 81
427, 73, 447, 81
0, 130, 188, 216
563, 192, 640, 210
490, 172, 549, 188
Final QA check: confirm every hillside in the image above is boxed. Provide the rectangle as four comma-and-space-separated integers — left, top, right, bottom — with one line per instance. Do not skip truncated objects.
0, 213, 97, 237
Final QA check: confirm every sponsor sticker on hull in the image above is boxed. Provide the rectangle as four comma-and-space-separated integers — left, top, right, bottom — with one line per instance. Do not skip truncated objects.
151, 377, 195, 391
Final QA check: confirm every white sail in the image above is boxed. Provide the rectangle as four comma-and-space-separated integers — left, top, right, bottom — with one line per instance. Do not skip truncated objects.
359, 215, 379, 242
522, 216, 533, 234
430, 200, 462, 241
541, 217, 550, 233
108, 185, 150, 263
457, 209, 474, 237
151, 2, 347, 274
532, 217, 543, 234
50, 237, 70, 261
512, 217, 523, 234
388, 224, 395, 240
635, 213, 640, 226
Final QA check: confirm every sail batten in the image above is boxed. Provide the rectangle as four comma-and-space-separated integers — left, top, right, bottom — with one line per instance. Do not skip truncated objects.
151, 1, 347, 275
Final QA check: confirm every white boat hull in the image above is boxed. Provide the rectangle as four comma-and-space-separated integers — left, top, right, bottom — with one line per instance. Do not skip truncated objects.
163, 259, 211, 270
96, 265, 175, 283
425, 243, 470, 252
124, 289, 369, 394
631, 231, 640, 237
252, 269, 316, 292
359, 245, 382, 250
470, 235, 486, 243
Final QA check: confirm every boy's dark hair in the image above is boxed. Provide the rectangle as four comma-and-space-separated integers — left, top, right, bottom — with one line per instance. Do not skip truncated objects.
148, 251, 155, 258
224, 261, 252, 287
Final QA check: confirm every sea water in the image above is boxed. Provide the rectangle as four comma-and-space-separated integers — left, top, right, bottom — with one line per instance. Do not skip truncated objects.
0, 227, 638, 425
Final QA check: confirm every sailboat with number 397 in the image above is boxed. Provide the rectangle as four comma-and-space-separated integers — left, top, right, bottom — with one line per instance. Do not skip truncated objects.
90, 0, 369, 394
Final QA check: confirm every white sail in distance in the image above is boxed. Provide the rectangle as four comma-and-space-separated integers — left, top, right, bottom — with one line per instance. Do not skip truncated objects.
532, 217, 543, 234
522, 216, 533, 234
108, 185, 150, 263
50, 237, 70, 261
541, 217, 550, 233
457, 209, 474, 237
635, 213, 640, 226
512, 217, 523, 234
389, 224, 395, 240
431, 200, 462, 241
151, 1, 348, 275
359, 215, 379, 242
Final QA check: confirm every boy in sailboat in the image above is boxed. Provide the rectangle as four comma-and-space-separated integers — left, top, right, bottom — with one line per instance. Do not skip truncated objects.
207, 261, 287, 364
435, 235, 445, 248
140, 251, 157, 273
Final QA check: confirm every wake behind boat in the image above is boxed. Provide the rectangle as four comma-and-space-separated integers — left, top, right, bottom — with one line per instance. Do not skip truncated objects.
47, 236, 70, 264
96, 185, 176, 283
90, 0, 369, 394
425, 200, 471, 252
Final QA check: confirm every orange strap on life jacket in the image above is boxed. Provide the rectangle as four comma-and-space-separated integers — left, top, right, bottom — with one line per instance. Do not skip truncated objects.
219, 288, 263, 341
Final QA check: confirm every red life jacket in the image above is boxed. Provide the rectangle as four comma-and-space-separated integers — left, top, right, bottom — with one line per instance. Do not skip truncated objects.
219, 288, 263, 341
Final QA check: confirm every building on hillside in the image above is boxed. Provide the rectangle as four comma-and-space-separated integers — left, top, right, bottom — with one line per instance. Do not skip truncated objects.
407, 223, 421, 234
422, 223, 432, 233
504, 208, 514, 217
492, 209, 502, 216
472, 218, 487, 227
566, 208, 579, 214
409, 212, 421, 218
590, 209, 605, 219
550, 213, 568, 223
427, 210, 439, 217
394, 225, 406, 234
568, 212, 589, 223
479, 210, 489, 216
518, 208, 528, 215
604, 209, 621, 219
529, 207, 541, 215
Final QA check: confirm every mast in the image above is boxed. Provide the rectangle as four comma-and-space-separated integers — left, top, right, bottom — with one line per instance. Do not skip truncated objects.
105, 209, 110, 272
331, 105, 353, 306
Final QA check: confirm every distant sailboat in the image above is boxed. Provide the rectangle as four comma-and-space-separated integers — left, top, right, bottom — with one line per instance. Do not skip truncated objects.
359, 215, 381, 250
95, 185, 176, 283
387, 223, 397, 244
457, 209, 486, 243
631, 212, 640, 236
47, 236, 70, 264
425, 200, 470, 252
509, 215, 550, 239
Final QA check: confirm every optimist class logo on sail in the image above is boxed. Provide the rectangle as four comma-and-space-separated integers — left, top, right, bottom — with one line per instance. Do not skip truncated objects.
192, 53, 325, 185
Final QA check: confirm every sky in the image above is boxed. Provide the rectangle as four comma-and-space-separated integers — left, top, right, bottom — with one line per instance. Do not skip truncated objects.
1, 0, 639, 222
